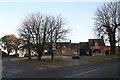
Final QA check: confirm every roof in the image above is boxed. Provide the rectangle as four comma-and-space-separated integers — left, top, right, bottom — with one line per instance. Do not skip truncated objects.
88, 39, 105, 46
80, 42, 89, 49
57, 42, 70, 44
71, 43, 79, 45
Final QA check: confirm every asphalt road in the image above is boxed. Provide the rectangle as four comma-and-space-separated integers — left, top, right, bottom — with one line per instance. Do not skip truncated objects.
2, 57, 119, 78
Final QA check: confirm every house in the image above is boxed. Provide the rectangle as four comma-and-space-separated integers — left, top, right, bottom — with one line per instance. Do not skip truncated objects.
55, 37, 110, 56
55, 40, 80, 55
79, 42, 89, 56
55, 41, 73, 55
79, 37, 110, 56
1, 37, 110, 57
88, 39, 110, 56
71, 43, 80, 53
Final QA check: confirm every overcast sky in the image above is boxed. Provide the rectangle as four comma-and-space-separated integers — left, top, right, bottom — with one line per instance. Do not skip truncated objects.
0, 1, 107, 43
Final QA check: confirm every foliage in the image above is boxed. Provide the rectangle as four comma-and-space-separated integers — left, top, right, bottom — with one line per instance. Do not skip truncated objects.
1, 34, 20, 57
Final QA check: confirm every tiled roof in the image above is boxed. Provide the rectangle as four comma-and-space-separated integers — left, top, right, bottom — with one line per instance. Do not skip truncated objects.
88, 39, 105, 46
80, 42, 89, 49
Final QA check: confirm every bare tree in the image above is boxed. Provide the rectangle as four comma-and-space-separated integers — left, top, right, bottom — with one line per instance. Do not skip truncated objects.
19, 18, 33, 60
19, 13, 46, 60
46, 15, 69, 42
93, 2, 120, 54
46, 15, 69, 60
19, 12, 69, 60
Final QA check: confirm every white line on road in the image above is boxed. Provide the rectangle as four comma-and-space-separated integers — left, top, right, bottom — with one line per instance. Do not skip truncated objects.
65, 64, 118, 78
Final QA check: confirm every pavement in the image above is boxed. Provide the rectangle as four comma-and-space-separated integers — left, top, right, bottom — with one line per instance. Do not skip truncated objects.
2, 57, 119, 78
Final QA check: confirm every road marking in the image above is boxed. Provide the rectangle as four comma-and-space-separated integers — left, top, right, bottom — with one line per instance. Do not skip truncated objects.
65, 64, 118, 78
65, 67, 104, 78
36, 67, 45, 70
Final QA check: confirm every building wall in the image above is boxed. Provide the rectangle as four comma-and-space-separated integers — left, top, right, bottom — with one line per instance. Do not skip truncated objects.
56, 48, 74, 55
89, 46, 110, 56
56, 42, 79, 55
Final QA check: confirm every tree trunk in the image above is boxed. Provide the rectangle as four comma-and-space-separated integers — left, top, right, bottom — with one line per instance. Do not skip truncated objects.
110, 33, 116, 54
50, 43, 54, 61
7, 51, 10, 57
37, 51, 44, 60
15, 49, 18, 58
37, 46, 44, 60
28, 46, 31, 60
52, 51, 54, 61
110, 42, 116, 54
27, 39, 31, 60
37, 53, 42, 60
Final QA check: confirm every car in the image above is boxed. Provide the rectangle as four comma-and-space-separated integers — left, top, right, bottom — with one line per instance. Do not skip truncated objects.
24, 54, 29, 57
72, 53, 80, 59
24, 54, 34, 57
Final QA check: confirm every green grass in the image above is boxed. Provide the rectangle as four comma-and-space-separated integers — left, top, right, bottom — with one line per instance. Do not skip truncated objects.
10, 57, 28, 61
81, 54, 118, 62
9, 54, 118, 66
41, 55, 62, 59
115, 52, 120, 56
9, 55, 64, 66
10, 55, 62, 61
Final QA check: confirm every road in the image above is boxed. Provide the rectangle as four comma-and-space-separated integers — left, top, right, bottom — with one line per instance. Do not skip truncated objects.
2, 57, 119, 78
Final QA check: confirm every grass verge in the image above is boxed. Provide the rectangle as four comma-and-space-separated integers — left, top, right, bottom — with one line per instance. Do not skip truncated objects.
9, 54, 118, 68
81, 54, 118, 62
9, 55, 64, 66
10, 55, 62, 61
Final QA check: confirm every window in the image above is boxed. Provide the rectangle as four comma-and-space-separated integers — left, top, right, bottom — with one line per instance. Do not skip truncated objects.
93, 49, 101, 53
95, 40, 99, 46
63, 46, 66, 48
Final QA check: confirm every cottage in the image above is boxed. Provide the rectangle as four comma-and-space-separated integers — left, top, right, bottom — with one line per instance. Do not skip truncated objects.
56, 41, 73, 55
88, 39, 110, 56
55, 40, 80, 55
55, 38, 110, 56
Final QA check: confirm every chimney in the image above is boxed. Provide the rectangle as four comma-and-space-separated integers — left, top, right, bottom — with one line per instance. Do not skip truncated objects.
69, 40, 71, 48
69, 40, 71, 43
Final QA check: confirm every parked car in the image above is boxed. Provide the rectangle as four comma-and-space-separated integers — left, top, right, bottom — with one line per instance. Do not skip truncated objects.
24, 54, 29, 57
24, 54, 34, 57
72, 53, 80, 59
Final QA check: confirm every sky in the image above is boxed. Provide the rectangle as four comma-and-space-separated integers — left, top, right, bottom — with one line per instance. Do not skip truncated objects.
0, 1, 107, 43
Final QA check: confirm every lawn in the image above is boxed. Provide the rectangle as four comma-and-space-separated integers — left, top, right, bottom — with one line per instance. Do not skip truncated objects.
9, 55, 64, 67
10, 55, 62, 61
9, 54, 118, 68
80, 54, 118, 62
